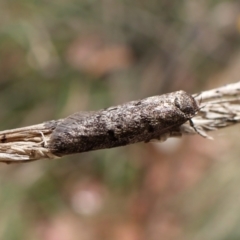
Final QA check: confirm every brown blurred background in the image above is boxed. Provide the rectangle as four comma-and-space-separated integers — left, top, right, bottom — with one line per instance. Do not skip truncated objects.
0, 1, 240, 240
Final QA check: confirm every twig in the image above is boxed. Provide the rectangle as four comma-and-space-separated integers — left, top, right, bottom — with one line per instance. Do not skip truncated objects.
1, 82, 240, 163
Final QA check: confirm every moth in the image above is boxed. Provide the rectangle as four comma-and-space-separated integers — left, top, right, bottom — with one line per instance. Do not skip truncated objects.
49, 90, 199, 156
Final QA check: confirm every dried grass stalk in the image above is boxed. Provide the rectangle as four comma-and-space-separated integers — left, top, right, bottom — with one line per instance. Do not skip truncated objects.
1, 81, 240, 163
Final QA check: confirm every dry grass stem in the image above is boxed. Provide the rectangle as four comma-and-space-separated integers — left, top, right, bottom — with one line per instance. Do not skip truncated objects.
1, 82, 240, 163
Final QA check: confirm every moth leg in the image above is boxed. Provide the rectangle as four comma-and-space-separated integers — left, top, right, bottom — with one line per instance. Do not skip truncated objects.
188, 118, 207, 138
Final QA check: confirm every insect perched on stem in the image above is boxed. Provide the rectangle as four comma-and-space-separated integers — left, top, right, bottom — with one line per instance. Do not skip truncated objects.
49, 90, 199, 156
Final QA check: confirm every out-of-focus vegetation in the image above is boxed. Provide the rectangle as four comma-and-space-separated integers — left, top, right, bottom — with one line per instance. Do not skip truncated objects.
1, 0, 240, 239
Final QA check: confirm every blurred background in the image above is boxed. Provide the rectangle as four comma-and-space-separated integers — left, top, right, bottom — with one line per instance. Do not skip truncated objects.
0, 0, 240, 239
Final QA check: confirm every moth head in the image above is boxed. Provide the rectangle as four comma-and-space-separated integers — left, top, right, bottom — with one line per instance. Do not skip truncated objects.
174, 91, 199, 117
